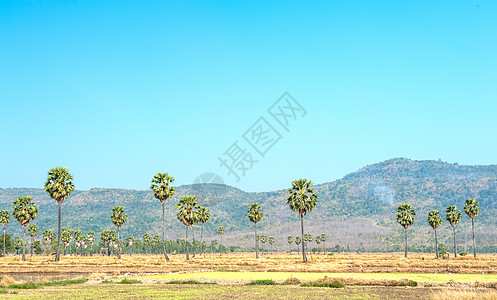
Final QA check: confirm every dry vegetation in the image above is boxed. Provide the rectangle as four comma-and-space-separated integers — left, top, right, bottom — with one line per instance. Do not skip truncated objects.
431, 288, 497, 300
1, 252, 496, 275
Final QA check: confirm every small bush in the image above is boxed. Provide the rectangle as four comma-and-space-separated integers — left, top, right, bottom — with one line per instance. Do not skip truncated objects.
8, 282, 41, 289
0, 288, 7, 294
246, 279, 276, 285
102, 279, 113, 284
459, 252, 468, 257
43, 278, 88, 286
167, 280, 216, 285
282, 277, 301, 285
302, 280, 345, 288
118, 278, 141, 284
327, 253, 334, 256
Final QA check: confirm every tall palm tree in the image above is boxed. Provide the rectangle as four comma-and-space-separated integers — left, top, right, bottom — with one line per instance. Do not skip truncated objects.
12, 196, 38, 261
0, 210, 10, 257
446, 205, 462, 258
247, 203, 263, 259
87, 231, 95, 256
150, 173, 175, 261
197, 207, 210, 255
286, 179, 318, 263
464, 199, 480, 258
218, 226, 225, 256
287, 236, 293, 254
396, 203, 416, 258
42, 229, 55, 256
44, 167, 74, 262
111, 206, 127, 259
27, 224, 39, 257
175, 195, 199, 260
427, 210, 443, 259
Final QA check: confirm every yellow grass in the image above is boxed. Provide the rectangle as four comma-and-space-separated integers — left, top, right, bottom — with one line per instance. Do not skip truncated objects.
431, 288, 497, 300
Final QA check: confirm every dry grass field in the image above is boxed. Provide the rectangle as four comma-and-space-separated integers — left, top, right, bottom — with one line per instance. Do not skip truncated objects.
1, 252, 496, 275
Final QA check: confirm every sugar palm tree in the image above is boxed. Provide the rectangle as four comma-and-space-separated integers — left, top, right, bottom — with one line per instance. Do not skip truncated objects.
295, 236, 301, 255
73, 230, 83, 255
427, 210, 443, 259
320, 233, 328, 254
247, 203, 263, 259
61, 228, 74, 255
464, 199, 480, 258
150, 173, 175, 261
0, 210, 10, 257
111, 206, 127, 259
87, 231, 95, 256
268, 236, 275, 253
13, 196, 38, 261
175, 195, 199, 260
44, 167, 74, 262
143, 233, 152, 254
218, 226, 225, 256
197, 207, 210, 255
396, 203, 416, 258
287, 236, 293, 254
286, 179, 318, 263
27, 224, 39, 256
315, 236, 321, 254
42, 229, 55, 256
446, 205, 462, 258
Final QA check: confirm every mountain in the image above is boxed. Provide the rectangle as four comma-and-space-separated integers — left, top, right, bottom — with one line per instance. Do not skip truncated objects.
1, 158, 496, 251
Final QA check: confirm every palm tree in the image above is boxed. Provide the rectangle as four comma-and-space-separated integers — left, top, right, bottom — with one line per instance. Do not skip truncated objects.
427, 210, 443, 259
305, 233, 313, 256
446, 205, 462, 258
464, 199, 480, 258
247, 203, 263, 259
42, 229, 55, 256
268, 236, 275, 253
111, 206, 127, 259
260, 234, 267, 254
197, 207, 210, 255
87, 231, 95, 256
287, 236, 293, 254
295, 237, 301, 255
396, 203, 416, 258
286, 179, 318, 263
150, 173, 175, 261
321, 233, 328, 254
218, 226, 225, 256
61, 228, 74, 255
175, 195, 199, 260
44, 167, 74, 262
13, 196, 38, 261
0, 210, 10, 257
315, 236, 321, 254
73, 230, 83, 255
27, 224, 39, 256
143, 233, 152, 254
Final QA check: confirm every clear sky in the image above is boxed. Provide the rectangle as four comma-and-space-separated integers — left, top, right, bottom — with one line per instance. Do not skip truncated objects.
1, 1, 496, 192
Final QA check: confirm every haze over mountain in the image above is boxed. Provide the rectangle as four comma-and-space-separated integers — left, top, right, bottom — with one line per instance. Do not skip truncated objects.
1, 158, 496, 251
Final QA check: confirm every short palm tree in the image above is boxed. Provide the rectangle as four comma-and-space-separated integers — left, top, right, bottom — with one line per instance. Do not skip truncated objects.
268, 236, 275, 253
111, 206, 127, 259
44, 167, 74, 262
295, 236, 301, 255
320, 233, 328, 254
446, 205, 462, 258
150, 173, 175, 261
464, 199, 480, 258
427, 210, 443, 259
315, 236, 321, 254
27, 224, 39, 256
13, 196, 38, 261
175, 195, 199, 260
87, 231, 95, 256
287, 236, 293, 254
396, 203, 416, 258
197, 207, 210, 255
0, 210, 10, 257
61, 228, 74, 255
218, 226, 225, 256
286, 179, 318, 263
247, 203, 263, 259
42, 229, 55, 256
143, 233, 152, 254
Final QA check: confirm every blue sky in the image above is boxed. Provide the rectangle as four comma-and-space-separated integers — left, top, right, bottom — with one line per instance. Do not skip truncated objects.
1, 1, 496, 192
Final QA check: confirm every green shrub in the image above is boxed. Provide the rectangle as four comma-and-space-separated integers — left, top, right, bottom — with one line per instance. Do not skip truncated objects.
302, 280, 345, 288
459, 252, 468, 256
246, 279, 276, 285
8, 282, 41, 289
0, 288, 7, 294
118, 278, 141, 284
102, 279, 113, 284
43, 278, 88, 286
167, 280, 216, 285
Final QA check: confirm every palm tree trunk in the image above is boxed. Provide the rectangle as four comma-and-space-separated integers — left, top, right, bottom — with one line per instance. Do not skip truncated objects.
255, 223, 259, 259
200, 223, 204, 255
472, 218, 476, 258
185, 226, 189, 261
162, 203, 170, 261
192, 226, 196, 258
404, 227, 408, 258
117, 226, 121, 259
300, 216, 307, 263
435, 229, 439, 259
3, 225, 5, 257
90, 243, 93, 256
56, 203, 61, 261
220, 234, 223, 257
453, 225, 457, 258
22, 225, 26, 261
31, 235, 34, 256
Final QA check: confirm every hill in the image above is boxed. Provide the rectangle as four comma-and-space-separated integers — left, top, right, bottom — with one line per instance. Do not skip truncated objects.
1, 158, 496, 251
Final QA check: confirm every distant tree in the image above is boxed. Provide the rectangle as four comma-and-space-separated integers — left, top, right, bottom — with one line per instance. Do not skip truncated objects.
152, 235, 160, 254
247, 203, 263, 259
125, 236, 134, 255
27, 224, 39, 256
210, 239, 218, 253
42, 230, 56, 255
87, 231, 95, 256
260, 234, 268, 253
287, 236, 293, 254
218, 226, 225, 256
197, 207, 210, 255
14, 236, 22, 255
396, 203, 416, 258
61, 228, 74, 255
44, 167, 74, 262
150, 172, 175, 261
446, 205, 462, 258
315, 236, 321, 254
320, 233, 328, 254
427, 210, 443, 259
111, 206, 127, 259
0, 210, 10, 257
143, 233, 152, 254
73, 230, 83, 256
304, 233, 313, 256
286, 179, 318, 263
464, 199, 480, 258
268, 236, 275, 253
13, 196, 38, 261
295, 236, 301, 255
33, 241, 43, 255
0, 233, 14, 255
175, 195, 199, 260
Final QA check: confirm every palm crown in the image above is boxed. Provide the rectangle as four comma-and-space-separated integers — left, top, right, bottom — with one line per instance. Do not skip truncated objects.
44, 167, 75, 204
150, 173, 175, 204
0, 210, 10, 226
396, 203, 416, 229
198, 207, 211, 224
247, 203, 263, 223
13, 196, 38, 226
218, 226, 225, 235
111, 206, 128, 227
175, 195, 199, 227
446, 205, 462, 226
427, 210, 443, 230
286, 179, 318, 217
28, 224, 38, 237
464, 198, 480, 219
